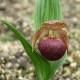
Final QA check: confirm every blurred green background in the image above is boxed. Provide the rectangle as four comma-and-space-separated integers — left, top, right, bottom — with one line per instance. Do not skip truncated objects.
0, 0, 80, 80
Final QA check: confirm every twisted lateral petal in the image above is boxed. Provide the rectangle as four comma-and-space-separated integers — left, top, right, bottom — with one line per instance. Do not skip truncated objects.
43, 20, 67, 30
32, 27, 48, 51
59, 30, 69, 52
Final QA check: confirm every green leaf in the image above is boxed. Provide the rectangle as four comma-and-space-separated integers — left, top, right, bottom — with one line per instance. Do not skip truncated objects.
0, 19, 51, 80
49, 53, 67, 79
34, 0, 63, 31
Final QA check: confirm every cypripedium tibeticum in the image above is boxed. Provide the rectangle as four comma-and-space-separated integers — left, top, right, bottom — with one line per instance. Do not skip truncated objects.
32, 20, 69, 61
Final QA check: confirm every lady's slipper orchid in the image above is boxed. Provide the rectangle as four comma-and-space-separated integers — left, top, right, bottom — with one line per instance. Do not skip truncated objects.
32, 20, 69, 61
